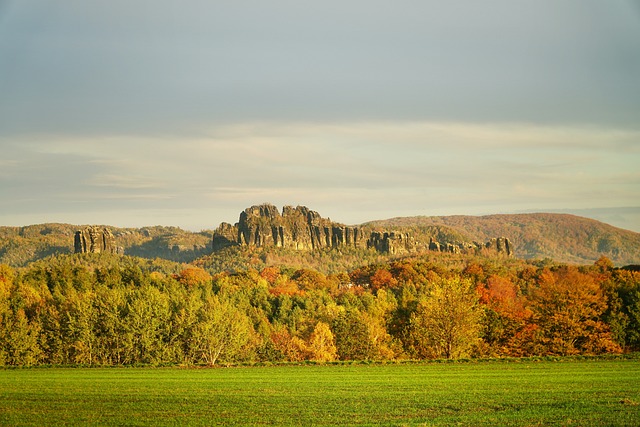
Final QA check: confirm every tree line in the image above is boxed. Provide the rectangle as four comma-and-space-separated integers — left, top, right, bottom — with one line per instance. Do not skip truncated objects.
1, 253, 638, 366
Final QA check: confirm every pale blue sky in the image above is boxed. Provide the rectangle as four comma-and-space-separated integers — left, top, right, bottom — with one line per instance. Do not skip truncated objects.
1, 1, 639, 231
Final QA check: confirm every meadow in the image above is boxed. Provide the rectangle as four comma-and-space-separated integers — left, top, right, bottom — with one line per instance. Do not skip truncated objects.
1, 358, 639, 426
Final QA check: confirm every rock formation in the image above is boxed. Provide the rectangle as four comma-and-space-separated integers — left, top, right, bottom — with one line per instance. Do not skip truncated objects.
426, 236, 512, 257
484, 237, 512, 257
212, 222, 238, 250
213, 204, 513, 258
368, 231, 415, 255
213, 204, 365, 251
74, 226, 120, 254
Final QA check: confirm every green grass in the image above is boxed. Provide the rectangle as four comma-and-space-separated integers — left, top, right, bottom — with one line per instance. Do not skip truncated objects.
1, 359, 639, 426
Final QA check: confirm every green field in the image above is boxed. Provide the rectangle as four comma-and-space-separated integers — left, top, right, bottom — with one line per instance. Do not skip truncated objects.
1, 359, 639, 426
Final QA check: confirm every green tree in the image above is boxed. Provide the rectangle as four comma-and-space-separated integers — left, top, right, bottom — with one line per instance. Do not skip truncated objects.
0, 308, 42, 366
59, 290, 97, 364
92, 285, 127, 364
121, 284, 172, 364
332, 309, 376, 360
608, 269, 640, 350
192, 296, 253, 365
164, 279, 202, 364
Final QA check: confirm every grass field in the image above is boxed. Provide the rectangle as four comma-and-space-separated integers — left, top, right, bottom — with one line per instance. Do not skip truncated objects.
1, 359, 639, 426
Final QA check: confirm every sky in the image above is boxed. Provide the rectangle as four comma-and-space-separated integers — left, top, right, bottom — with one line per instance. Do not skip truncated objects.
1, 1, 639, 232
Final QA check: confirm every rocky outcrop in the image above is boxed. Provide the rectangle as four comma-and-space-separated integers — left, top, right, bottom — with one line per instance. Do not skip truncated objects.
368, 232, 415, 255
426, 236, 512, 256
74, 226, 120, 254
484, 237, 512, 257
212, 222, 239, 250
213, 204, 365, 251
213, 204, 513, 258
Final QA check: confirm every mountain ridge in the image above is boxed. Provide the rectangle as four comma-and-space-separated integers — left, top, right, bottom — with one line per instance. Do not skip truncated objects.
1, 208, 639, 267
212, 203, 512, 257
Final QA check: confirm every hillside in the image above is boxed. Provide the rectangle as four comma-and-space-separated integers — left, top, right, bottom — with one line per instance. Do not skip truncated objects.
365, 213, 640, 265
0, 223, 212, 267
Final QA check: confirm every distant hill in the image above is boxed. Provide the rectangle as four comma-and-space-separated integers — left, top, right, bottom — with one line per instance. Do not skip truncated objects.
528, 207, 640, 234
1, 211, 638, 268
365, 213, 640, 265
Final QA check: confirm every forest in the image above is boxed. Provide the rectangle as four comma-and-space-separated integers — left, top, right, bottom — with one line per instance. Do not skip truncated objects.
1, 251, 639, 366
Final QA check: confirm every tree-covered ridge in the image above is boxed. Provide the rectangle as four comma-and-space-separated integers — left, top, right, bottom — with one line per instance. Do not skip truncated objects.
0, 224, 212, 267
1, 252, 638, 366
366, 213, 640, 265
194, 245, 395, 276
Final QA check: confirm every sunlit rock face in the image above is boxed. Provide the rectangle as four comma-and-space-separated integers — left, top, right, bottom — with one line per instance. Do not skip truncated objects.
213, 204, 365, 251
485, 237, 513, 257
368, 231, 415, 255
212, 203, 513, 258
74, 226, 119, 254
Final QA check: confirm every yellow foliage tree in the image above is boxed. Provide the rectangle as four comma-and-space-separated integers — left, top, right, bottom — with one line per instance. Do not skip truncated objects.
410, 276, 482, 359
307, 321, 337, 362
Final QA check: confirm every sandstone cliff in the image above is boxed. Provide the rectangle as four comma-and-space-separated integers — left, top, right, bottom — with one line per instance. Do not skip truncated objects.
74, 226, 120, 254
368, 231, 415, 255
426, 236, 512, 256
213, 204, 365, 251
213, 204, 512, 257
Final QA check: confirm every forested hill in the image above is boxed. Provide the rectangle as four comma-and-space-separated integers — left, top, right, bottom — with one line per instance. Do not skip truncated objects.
1, 212, 639, 268
365, 213, 640, 265
0, 223, 212, 267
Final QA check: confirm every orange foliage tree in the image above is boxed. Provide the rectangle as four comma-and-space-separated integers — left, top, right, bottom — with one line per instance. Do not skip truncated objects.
476, 274, 532, 356
176, 267, 212, 288
370, 269, 398, 292
528, 266, 620, 355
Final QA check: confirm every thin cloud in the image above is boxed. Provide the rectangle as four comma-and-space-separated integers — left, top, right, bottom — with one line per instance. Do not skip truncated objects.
2, 120, 637, 228
89, 174, 165, 190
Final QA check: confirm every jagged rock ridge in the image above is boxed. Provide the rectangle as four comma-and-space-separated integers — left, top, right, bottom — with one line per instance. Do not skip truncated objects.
213, 204, 512, 257
214, 204, 365, 251
368, 231, 415, 255
74, 226, 121, 254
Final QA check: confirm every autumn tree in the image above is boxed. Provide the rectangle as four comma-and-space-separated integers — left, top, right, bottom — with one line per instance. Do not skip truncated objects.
307, 321, 338, 362
476, 274, 531, 356
292, 269, 328, 292
370, 268, 398, 292
528, 266, 620, 355
361, 289, 398, 359
259, 266, 281, 285
270, 325, 309, 361
0, 268, 43, 366
409, 276, 482, 359
176, 267, 212, 288
0, 265, 14, 292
